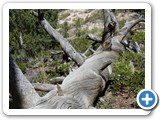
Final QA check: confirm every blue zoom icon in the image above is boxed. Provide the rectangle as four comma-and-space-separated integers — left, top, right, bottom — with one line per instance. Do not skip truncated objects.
137, 89, 158, 110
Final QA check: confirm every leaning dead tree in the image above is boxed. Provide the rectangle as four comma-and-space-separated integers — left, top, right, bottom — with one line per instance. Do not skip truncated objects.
9, 9, 145, 109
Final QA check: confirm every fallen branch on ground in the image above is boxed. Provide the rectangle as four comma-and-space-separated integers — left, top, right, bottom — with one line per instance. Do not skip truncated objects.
32, 83, 56, 92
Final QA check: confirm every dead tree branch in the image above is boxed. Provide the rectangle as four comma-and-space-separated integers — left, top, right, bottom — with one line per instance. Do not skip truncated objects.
31, 10, 85, 66
101, 9, 119, 50
86, 34, 102, 42
32, 83, 56, 92
9, 9, 145, 109
33, 56, 113, 109
49, 50, 64, 55
120, 18, 145, 41
49, 76, 65, 84
32, 11, 143, 109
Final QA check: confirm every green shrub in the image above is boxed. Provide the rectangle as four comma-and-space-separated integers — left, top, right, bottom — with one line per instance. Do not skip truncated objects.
119, 19, 126, 29
74, 18, 82, 37
110, 52, 145, 97
59, 21, 70, 37
38, 65, 50, 83
130, 31, 145, 43
56, 63, 71, 76
70, 36, 93, 53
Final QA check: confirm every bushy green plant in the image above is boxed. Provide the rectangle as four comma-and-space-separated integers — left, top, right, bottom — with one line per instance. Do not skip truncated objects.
57, 63, 71, 76
96, 96, 115, 109
110, 30, 145, 97
130, 31, 145, 43
110, 52, 145, 97
74, 18, 82, 37
119, 19, 126, 29
59, 21, 70, 37
10, 9, 59, 58
70, 36, 93, 53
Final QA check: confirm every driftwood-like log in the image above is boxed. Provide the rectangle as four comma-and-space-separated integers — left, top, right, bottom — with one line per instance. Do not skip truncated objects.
33, 33, 126, 109
33, 54, 113, 109
33, 30, 126, 109
9, 9, 145, 109
33, 12, 143, 109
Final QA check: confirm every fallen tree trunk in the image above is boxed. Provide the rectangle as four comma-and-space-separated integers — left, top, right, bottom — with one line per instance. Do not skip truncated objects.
33, 40, 124, 109
9, 9, 145, 109
33, 52, 114, 109
33, 18, 143, 109
9, 55, 40, 108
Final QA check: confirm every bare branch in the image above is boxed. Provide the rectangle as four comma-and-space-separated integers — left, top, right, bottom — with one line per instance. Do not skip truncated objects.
32, 83, 56, 92
31, 10, 85, 66
83, 45, 91, 55
134, 42, 141, 53
86, 34, 102, 42
49, 76, 65, 84
89, 48, 96, 53
120, 18, 145, 41
82, 42, 96, 56
49, 50, 64, 55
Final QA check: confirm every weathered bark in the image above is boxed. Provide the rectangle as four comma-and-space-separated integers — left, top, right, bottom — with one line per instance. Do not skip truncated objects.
9, 55, 40, 108
33, 32, 125, 109
87, 18, 144, 53
31, 10, 85, 66
33, 89, 82, 109
101, 9, 119, 49
33, 27, 127, 109
32, 83, 56, 92
9, 10, 145, 109
86, 34, 102, 42
33, 54, 113, 109
120, 18, 145, 41
49, 50, 64, 55
50, 76, 65, 84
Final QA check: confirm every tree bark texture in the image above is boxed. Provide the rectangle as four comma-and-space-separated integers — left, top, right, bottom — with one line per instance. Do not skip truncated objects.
31, 10, 85, 66
9, 55, 40, 108
9, 10, 145, 109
